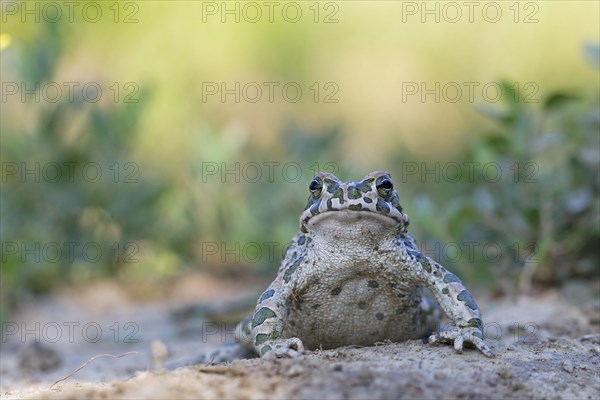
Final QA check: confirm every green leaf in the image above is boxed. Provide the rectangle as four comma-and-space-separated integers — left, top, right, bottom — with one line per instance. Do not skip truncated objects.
543, 93, 579, 111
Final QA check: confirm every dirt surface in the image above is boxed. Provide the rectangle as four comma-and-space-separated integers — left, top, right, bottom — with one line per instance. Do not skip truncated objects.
1, 275, 599, 400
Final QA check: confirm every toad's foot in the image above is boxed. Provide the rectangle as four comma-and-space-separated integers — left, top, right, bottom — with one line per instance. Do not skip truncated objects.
428, 326, 496, 358
261, 337, 305, 359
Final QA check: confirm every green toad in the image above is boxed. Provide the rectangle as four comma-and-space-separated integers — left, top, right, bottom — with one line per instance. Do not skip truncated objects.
223, 171, 494, 360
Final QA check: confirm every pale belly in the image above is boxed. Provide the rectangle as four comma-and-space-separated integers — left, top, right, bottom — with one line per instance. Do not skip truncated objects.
283, 276, 423, 350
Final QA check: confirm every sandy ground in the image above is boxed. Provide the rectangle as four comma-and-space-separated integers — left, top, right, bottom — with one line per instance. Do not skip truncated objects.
1, 275, 599, 400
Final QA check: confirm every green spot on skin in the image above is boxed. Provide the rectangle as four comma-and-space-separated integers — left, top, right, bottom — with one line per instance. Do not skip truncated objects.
255, 334, 269, 346
368, 280, 379, 288
375, 312, 384, 320
391, 196, 403, 212
442, 287, 450, 295
283, 267, 295, 283
331, 287, 342, 296
283, 256, 304, 283
348, 204, 363, 211
327, 199, 333, 210
358, 301, 367, 310
326, 180, 339, 193
466, 318, 483, 330
252, 307, 277, 328
347, 186, 362, 199
443, 273, 460, 283
332, 188, 344, 204
412, 252, 432, 273
376, 199, 390, 214
297, 235, 305, 245
260, 345, 272, 354
356, 179, 373, 193
259, 289, 275, 303
457, 290, 479, 311
363, 197, 373, 204
311, 303, 321, 309
241, 315, 252, 336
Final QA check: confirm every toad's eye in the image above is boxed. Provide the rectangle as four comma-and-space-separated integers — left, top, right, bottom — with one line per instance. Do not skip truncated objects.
376, 176, 393, 197
309, 177, 323, 197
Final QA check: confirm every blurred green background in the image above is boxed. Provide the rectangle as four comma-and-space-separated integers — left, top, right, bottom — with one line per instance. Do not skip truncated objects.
1, 1, 599, 320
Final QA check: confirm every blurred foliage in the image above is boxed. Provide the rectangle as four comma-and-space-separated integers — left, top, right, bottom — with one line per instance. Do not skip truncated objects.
1, 24, 165, 297
410, 66, 600, 292
0, 24, 347, 317
1, 18, 598, 325
477, 81, 599, 289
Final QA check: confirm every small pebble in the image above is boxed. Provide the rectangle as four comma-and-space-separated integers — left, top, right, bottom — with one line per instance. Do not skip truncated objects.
434, 371, 446, 380
287, 364, 304, 377
486, 376, 499, 387
151, 340, 168, 372
561, 360, 574, 373
498, 367, 513, 379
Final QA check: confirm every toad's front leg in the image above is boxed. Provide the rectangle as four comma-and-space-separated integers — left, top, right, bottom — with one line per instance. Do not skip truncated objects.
403, 248, 495, 357
237, 280, 305, 359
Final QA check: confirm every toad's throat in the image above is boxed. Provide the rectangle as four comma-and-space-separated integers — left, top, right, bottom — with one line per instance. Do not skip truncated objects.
304, 212, 401, 260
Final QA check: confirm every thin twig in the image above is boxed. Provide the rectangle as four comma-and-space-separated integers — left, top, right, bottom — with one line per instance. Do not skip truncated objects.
195, 365, 248, 376
49, 351, 138, 390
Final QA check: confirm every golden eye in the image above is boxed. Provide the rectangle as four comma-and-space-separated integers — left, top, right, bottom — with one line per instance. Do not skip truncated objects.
376, 176, 393, 197
309, 176, 323, 197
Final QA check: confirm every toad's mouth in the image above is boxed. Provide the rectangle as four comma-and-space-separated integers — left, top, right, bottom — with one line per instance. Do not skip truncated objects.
306, 209, 402, 228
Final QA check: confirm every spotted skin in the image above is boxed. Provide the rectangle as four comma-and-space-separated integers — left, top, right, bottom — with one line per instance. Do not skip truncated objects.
233, 171, 494, 360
